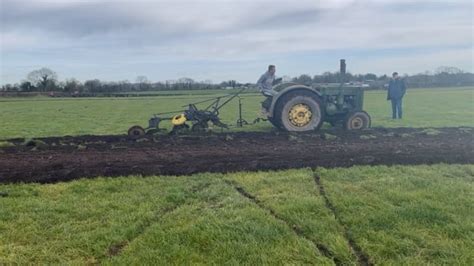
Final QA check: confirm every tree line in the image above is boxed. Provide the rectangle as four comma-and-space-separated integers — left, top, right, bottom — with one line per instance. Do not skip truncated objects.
289, 66, 473, 88
1, 66, 473, 93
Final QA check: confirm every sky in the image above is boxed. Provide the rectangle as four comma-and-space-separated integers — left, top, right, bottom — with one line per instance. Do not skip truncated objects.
0, 0, 473, 84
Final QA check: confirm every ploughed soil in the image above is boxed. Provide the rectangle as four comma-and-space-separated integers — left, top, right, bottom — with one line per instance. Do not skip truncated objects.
1, 127, 473, 184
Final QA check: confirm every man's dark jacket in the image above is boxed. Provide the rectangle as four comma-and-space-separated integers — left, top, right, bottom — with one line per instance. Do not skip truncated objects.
387, 79, 407, 100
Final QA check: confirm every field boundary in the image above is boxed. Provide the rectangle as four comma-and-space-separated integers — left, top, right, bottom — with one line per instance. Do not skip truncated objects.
224, 179, 342, 265
313, 173, 373, 266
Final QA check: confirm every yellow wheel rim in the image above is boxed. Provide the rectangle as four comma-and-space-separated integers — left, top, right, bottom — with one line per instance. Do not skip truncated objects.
350, 117, 364, 129
171, 114, 187, 126
288, 104, 312, 127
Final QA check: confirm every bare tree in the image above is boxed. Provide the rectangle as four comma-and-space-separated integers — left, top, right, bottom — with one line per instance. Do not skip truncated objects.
177, 77, 195, 90
294, 74, 312, 86
20, 81, 34, 92
84, 79, 102, 92
136, 75, 148, 83
27, 68, 58, 91
118, 80, 132, 91
63, 78, 82, 93
136, 75, 149, 91
436, 66, 463, 74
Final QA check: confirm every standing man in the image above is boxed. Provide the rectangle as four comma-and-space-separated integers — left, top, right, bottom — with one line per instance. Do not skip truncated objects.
257, 65, 281, 110
387, 72, 407, 119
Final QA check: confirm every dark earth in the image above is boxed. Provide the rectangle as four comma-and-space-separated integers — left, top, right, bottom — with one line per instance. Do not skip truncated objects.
1, 127, 472, 184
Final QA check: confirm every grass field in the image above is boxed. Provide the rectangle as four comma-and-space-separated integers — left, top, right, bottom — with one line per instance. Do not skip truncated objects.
1, 165, 472, 264
1, 87, 473, 264
0, 87, 473, 139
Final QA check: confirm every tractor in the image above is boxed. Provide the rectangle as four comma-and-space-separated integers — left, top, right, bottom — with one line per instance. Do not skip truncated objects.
127, 59, 371, 137
263, 83, 371, 132
263, 59, 371, 132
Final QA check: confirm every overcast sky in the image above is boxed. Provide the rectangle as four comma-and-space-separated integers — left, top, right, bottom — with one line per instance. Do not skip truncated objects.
1, 0, 473, 84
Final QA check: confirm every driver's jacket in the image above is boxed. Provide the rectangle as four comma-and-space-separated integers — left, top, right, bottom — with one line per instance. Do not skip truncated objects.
257, 71, 276, 96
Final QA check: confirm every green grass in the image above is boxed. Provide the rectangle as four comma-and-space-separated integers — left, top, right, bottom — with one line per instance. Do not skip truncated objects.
316, 165, 474, 265
0, 174, 330, 264
1, 165, 473, 264
109, 88, 253, 96
0, 87, 473, 139
365, 87, 474, 128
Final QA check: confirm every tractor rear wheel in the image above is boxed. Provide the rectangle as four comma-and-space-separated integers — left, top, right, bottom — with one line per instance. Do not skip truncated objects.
344, 111, 371, 130
274, 91, 323, 132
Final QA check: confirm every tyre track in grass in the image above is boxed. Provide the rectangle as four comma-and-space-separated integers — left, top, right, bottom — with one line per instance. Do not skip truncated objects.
313, 173, 373, 266
224, 179, 342, 265
103, 203, 181, 259
103, 181, 211, 260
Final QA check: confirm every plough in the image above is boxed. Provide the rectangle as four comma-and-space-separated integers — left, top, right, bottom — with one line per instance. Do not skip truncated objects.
128, 88, 247, 137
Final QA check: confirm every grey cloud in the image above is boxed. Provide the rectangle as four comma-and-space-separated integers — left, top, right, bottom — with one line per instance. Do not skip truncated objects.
1, 1, 149, 37
1, 0, 330, 39
2, 0, 471, 54
255, 9, 322, 29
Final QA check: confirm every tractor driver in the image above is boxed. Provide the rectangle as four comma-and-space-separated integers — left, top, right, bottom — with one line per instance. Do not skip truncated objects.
257, 65, 281, 111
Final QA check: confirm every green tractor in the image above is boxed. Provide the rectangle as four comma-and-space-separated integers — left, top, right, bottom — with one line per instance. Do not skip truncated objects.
264, 60, 371, 132
127, 60, 371, 137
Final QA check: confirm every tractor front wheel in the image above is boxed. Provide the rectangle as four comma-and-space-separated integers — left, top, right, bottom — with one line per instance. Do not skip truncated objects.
344, 111, 371, 130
